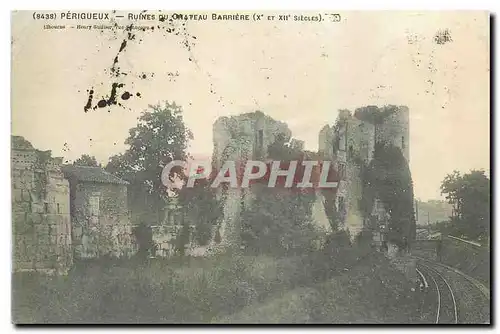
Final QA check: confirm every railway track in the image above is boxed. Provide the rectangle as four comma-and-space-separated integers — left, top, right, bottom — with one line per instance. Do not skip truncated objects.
417, 262, 457, 323
414, 257, 490, 324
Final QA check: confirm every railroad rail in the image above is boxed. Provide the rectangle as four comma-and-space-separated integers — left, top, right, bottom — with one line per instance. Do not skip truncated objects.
414, 256, 490, 324
417, 261, 457, 323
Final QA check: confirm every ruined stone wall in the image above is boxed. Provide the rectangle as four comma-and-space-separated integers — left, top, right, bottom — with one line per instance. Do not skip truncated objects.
212, 119, 234, 171
318, 125, 334, 160
354, 121, 376, 163
375, 105, 410, 162
213, 111, 291, 168
370, 199, 390, 247
12, 148, 72, 274
319, 106, 410, 241
71, 182, 136, 259
329, 115, 375, 239
150, 224, 208, 257
211, 111, 292, 250
310, 191, 333, 233
345, 117, 375, 163
150, 224, 181, 257
344, 118, 375, 238
318, 112, 375, 163
333, 154, 364, 238
343, 163, 364, 238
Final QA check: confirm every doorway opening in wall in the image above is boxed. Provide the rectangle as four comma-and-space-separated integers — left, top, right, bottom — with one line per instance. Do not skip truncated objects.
57, 203, 60, 214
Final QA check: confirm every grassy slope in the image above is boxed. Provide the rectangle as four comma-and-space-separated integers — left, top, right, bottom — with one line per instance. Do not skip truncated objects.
440, 241, 490, 287
12, 245, 422, 324
214, 252, 421, 324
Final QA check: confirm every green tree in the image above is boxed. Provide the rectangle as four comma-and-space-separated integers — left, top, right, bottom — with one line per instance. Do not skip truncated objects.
440, 170, 490, 241
105, 152, 133, 179
74, 154, 100, 167
124, 102, 193, 196
105, 102, 193, 225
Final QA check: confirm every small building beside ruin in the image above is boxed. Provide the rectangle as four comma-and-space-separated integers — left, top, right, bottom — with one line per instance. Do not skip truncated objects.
61, 165, 136, 259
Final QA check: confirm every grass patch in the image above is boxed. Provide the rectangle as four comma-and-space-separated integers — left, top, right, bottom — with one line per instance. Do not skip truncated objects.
12, 241, 422, 324
214, 252, 422, 324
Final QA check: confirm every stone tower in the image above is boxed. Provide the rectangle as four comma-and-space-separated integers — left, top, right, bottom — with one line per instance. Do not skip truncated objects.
318, 105, 411, 240
211, 111, 292, 250
375, 105, 410, 163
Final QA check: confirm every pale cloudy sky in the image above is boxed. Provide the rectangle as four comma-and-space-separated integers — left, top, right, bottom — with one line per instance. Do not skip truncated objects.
11, 11, 490, 200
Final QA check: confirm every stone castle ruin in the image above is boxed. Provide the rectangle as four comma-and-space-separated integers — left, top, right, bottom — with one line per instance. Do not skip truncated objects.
209, 111, 333, 251
206, 107, 411, 251
211, 111, 293, 250
318, 105, 410, 244
12, 105, 412, 267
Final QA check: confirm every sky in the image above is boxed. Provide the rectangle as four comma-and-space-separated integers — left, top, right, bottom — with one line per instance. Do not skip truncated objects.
11, 11, 490, 200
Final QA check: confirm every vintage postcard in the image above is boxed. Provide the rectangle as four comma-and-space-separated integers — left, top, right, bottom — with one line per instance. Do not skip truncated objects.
11, 10, 490, 324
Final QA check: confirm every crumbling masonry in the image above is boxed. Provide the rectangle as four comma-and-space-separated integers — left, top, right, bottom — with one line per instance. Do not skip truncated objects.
12, 136, 135, 273
318, 105, 410, 242
12, 136, 72, 274
211, 111, 332, 250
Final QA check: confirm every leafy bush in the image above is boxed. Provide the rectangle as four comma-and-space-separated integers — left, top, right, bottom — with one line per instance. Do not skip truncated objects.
241, 187, 318, 255
361, 143, 416, 247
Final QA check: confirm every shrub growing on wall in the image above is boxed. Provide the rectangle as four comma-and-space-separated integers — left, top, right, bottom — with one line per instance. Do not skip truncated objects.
133, 222, 154, 259
178, 177, 223, 247
240, 186, 317, 255
361, 142, 416, 247
240, 135, 318, 255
